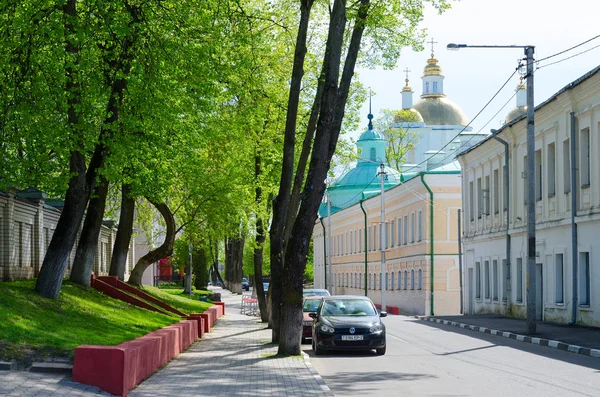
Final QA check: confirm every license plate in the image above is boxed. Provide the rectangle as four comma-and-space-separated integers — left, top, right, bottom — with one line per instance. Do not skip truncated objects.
341, 335, 363, 341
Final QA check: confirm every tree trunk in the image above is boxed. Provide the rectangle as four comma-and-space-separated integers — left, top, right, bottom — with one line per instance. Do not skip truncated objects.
128, 200, 176, 286
278, 0, 370, 355
35, 0, 90, 299
109, 183, 135, 280
225, 236, 244, 294
269, 0, 315, 343
253, 153, 268, 322
70, 176, 110, 287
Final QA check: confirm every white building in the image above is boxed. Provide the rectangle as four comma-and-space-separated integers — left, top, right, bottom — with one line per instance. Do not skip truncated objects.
457, 66, 600, 327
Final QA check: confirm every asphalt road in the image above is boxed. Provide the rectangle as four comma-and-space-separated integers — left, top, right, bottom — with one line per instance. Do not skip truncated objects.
304, 315, 600, 397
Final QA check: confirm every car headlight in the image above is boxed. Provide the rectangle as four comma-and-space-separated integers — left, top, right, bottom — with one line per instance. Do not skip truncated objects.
369, 324, 384, 333
320, 324, 335, 334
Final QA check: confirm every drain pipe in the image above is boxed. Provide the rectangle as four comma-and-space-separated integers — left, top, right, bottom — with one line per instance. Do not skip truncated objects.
419, 173, 435, 316
491, 129, 511, 310
360, 194, 368, 297
319, 217, 327, 290
569, 112, 578, 325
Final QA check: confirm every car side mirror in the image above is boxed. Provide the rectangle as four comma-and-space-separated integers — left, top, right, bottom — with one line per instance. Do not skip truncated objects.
308, 312, 318, 319
379, 311, 388, 317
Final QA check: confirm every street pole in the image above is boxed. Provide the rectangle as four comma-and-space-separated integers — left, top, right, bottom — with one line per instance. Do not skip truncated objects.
379, 163, 386, 311
525, 46, 536, 334
327, 192, 333, 295
458, 209, 463, 314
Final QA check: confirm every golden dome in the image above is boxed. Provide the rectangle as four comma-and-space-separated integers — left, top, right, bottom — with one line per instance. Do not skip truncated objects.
504, 106, 527, 124
413, 97, 469, 126
424, 57, 442, 76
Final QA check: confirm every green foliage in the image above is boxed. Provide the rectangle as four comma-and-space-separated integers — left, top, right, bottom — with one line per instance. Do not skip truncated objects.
373, 109, 420, 170
0, 280, 179, 362
172, 239, 210, 290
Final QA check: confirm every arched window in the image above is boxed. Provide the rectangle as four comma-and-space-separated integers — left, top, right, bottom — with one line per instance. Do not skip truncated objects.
385, 272, 389, 290
418, 269, 423, 290
425, 82, 430, 93
398, 271, 402, 290
370, 147, 376, 162
391, 272, 395, 290
411, 269, 415, 290
433, 81, 438, 93
404, 270, 408, 290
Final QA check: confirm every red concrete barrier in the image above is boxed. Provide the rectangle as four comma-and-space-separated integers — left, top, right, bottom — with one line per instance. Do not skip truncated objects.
199, 313, 211, 333
374, 304, 399, 315
187, 315, 205, 339
214, 301, 225, 315
73, 319, 198, 397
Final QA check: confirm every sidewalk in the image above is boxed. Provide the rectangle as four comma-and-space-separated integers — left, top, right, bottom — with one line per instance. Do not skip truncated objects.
0, 288, 331, 397
421, 314, 600, 358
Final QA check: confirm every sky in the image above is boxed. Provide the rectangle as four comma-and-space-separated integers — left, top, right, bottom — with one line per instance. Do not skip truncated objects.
350, 0, 600, 141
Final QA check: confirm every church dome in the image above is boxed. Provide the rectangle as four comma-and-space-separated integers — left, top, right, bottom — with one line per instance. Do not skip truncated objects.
358, 128, 385, 141
504, 106, 527, 124
413, 96, 468, 126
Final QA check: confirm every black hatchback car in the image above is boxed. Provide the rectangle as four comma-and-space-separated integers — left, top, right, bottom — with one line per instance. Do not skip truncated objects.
310, 295, 387, 355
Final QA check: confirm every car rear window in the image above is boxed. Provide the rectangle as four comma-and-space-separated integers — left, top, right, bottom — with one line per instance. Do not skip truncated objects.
303, 299, 321, 312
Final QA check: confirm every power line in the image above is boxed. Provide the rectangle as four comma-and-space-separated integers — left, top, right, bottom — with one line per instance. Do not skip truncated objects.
537, 34, 600, 63
537, 42, 600, 70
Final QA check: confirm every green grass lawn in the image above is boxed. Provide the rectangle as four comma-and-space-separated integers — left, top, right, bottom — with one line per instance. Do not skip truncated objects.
141, 286, 213, 314
0, 280, 208, 364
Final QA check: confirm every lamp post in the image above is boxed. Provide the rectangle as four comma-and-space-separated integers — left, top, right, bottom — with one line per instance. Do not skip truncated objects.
379, 163, 387, 312
447, 43, 536, 334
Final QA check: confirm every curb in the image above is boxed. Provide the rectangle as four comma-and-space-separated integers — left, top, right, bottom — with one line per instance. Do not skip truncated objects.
0, 361, 13, 371
30, 362, 73, 374
302, 351, 334, 396
419, 317, 600, 359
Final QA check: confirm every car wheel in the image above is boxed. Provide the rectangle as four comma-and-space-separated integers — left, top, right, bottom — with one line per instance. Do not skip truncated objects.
301, 337, 307, 344
375, 346, 386, 356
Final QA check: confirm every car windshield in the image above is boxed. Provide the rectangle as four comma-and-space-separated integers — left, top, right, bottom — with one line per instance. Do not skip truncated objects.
303, 299, 321, 312
320, 299, 376, 317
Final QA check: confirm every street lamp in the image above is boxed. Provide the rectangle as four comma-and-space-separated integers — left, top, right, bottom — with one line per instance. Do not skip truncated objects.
447, 42, 537, 335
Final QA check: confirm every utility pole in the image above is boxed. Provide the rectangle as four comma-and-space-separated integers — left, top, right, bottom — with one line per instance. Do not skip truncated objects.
458, 209, 463, 314
327, 192, 333, 294
379, 163, 386, 311
525, 46, 537, 334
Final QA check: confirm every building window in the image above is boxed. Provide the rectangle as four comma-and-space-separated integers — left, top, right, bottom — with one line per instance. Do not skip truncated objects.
385, 272, 389, 290
391, 272, 395, 290
492, 260, 498, 301
433, 81, 438, 93
370, 147, 377, 162
404, 270, 408, 290
555, 253, 564, 304
397, 217, 402, 245
390, 220, 395, 247
475, 262, 481, 299
385, 222, 389, 249
484, 260, 490, 299
369, 273, 372, 290
484, 176, 490, 215
523, 155, 528, 206
581, 128, 590, 188
425, 82, 430, 94
469, 181, 475, 221
548, 142, 556, 197
502, 259, 508, 301
410, 213, 415, 243
410, 269, 415, 290
516, 258, 523, 302
477, 178, 483, 218
398, 271, 402, 290
417, 269, 422, 290
580, 252, 590, 305
403, 215, 408, 245
503, 166, 508, 211
535, 149, 542, 201
417, 210, 422, 242
563, 139, 571, 194
493, 169, 499, 214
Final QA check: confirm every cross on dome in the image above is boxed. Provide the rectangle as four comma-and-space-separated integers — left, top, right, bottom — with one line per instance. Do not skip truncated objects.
403, 67, 411, 86
427, 38, 438, 58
